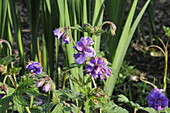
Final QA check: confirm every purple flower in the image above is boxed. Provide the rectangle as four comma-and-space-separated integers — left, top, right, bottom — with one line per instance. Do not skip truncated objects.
85, 57, 112, 80
36, 79, 45, 87
62, 34, 71, 44
74, 37, 96, 64
0, 94, 5, 98
26, 62, 43, 75
146, 88, 169, 111
53, 28, 71, 44
35, 99, 43, 105
53, 28, 64, 39
42, 82, 51, 92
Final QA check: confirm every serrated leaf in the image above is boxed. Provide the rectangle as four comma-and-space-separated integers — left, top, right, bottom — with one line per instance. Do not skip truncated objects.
18, 76, 35, 88
59, 89, 84, 100
51, 104, 64, 113
36, 72, 48, 78
118, 94, 129, 102
9, 67, 22, 75
117, 94, 157, 113
13, 92, 28, 106
0, 55, 16, 65
13, 100, 25, 113
0, 96, 11, 113
100, 101, 128, 113
84, 99, 91, 113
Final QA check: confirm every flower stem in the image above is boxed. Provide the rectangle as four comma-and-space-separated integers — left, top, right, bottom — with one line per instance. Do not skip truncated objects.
25, 107, 31, 113
0, 39, 18, 87
3, 76, 8, 84
92, 77, 97, 88
30, 96, 34, 108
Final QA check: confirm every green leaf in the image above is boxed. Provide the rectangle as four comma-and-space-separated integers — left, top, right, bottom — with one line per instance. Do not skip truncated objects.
18, 76, 35, 88
58, 89, 84, 100
0, 55, 16, 65
51, 104, 64, 113
84, 99, 91, 113
117, 94, 157, 113
0, 96, 11, 113
163, 26, 170, 37
36, 72, 48, 78
9, 67, 22, 75
105, 0, 151, 97
13, 100, 25, 113
13, 92, 28, 106
101, 101, 128, 113
160, 107, 170, 113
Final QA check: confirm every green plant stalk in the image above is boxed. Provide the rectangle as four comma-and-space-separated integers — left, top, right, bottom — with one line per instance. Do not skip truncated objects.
92, 0, 104, 53
0, 39, 18, 87
27, 0, 41, 61
57, 0, 79, 92
106, 0, 127, 61
10, 0, 25, 74
3, 75, 8, 84
163, 41, 169, 93
30, 96, 34, 108
25, 107, 31, 113
0, 0, 8, 38
42, 0, 55, 78
105, 0, 151, 96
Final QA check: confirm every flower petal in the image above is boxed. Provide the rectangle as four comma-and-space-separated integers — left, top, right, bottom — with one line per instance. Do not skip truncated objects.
74, 53, 86, 64
84, 47, 96, 57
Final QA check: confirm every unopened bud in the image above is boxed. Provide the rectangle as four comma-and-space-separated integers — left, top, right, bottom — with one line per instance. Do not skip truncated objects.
62, 34, 71, 44
0, 84, 8, 93
42, 82, 51, 92
110, 22, 116, 36
36, 79, 45, 87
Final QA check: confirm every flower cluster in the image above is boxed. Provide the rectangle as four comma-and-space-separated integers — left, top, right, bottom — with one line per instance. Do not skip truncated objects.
53, 28, 71, 44
36, 76, 51, 92
26, 61, 51, 92
146, 88, 169, 111
85, 57, 112, 80
73, 37, 112, 80
74, 37, 96, 64
26, 62, 43, 75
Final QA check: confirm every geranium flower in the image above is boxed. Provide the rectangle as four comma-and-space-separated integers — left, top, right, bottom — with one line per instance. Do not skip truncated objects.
26, 62, 43, 75
74, 37, 96, 64
53, 28, 71, 44
85, 57, 112, 80
146, 88, 169, 111
53, 28, 64, 39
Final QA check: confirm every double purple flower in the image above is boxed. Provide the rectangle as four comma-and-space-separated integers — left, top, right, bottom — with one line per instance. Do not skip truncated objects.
26, 62, 43, 75
146, 88, 169, 111
74, 37, 96, 64
53, 28, 71, 44
85, 57, 112, 80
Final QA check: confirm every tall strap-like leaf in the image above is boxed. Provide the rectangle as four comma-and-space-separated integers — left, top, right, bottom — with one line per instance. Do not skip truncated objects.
105, 0, 151, 97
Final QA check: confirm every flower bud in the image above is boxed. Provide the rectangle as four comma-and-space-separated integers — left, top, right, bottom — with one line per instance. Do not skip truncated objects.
36, 79, 45, 87
110, 22, 116, 36
42, 82, 51, 92
0, 84, 8, 93
62, 34, 71, 44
